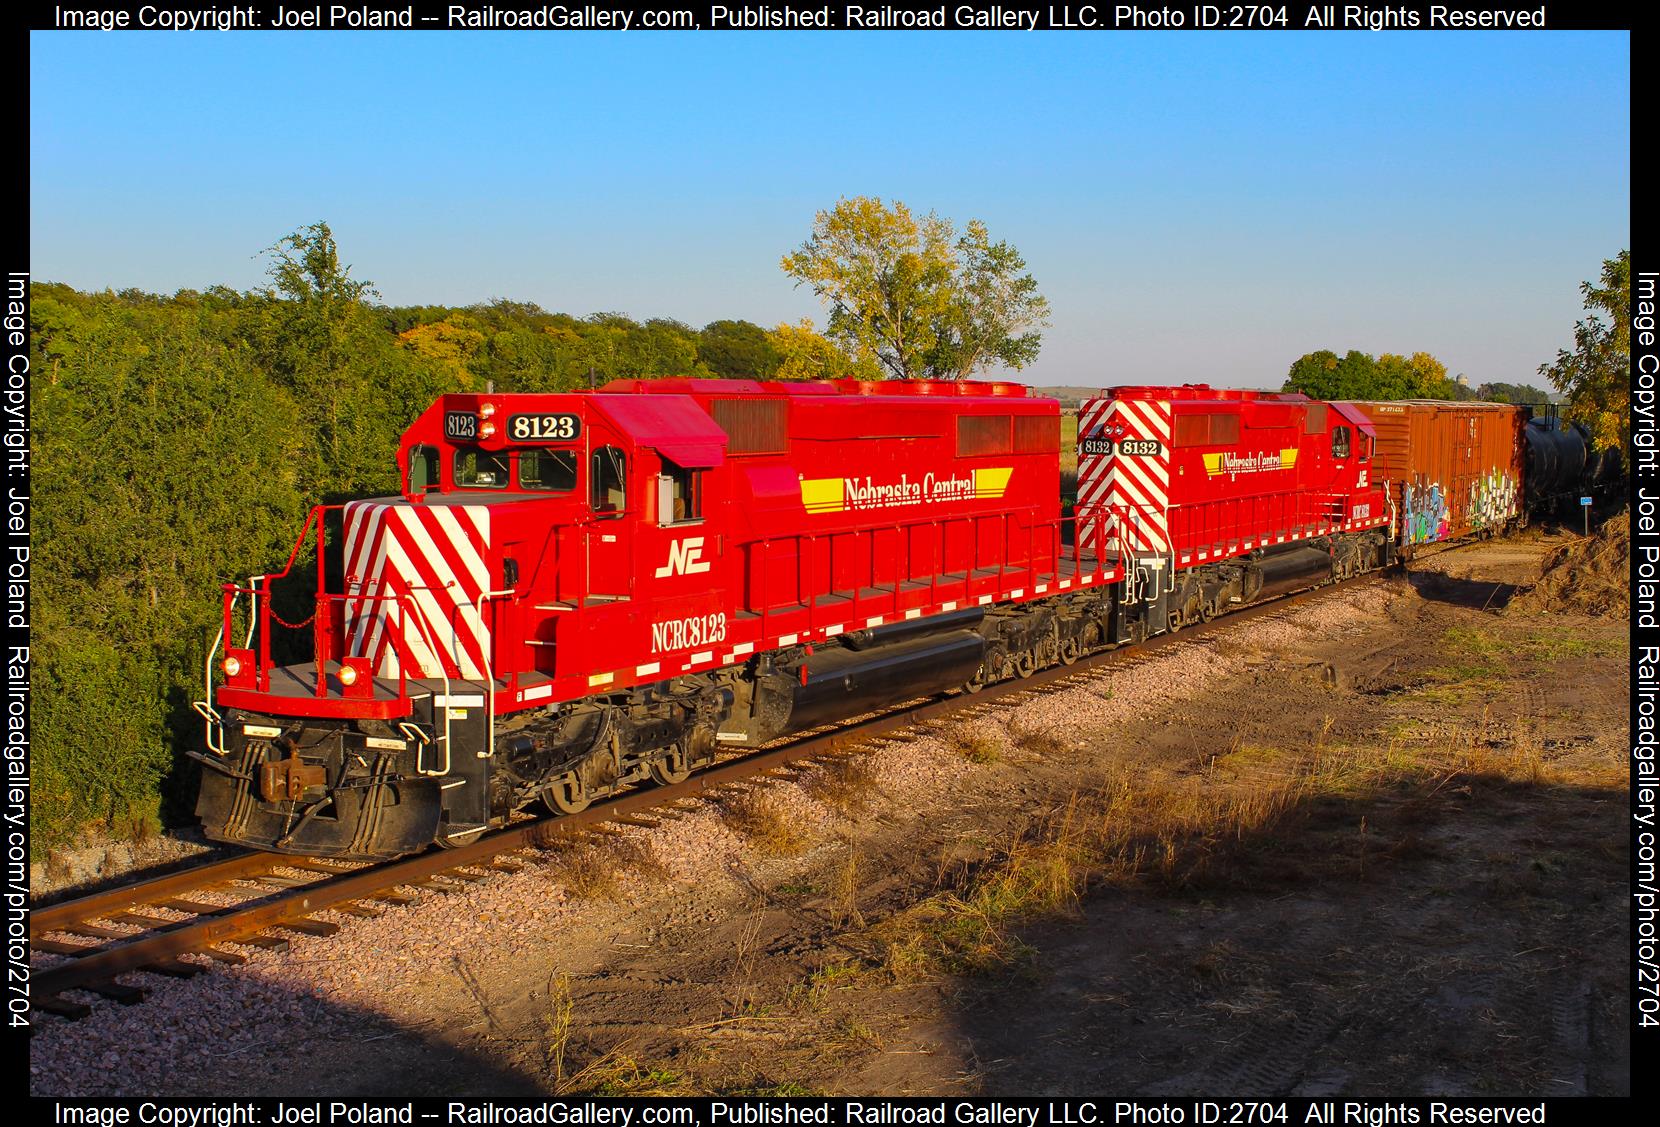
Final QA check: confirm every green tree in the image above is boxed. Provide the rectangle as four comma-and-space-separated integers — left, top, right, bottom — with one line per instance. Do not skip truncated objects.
1284, 348, 1457, 400
926, 219, 1050, 377
1540, 250, 1630, 449
1283, 349, 1378, 398
1284, 350, 1342, 398
1476, 381, 1553, 405
782, 197, 1047, 380
766, 318, 879, 381
699, 319, 782, 379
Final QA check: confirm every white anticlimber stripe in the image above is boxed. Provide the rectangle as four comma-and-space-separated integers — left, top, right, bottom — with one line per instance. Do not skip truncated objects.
372, 533, 447, 677
1117, 399, 1170, 441
430, 506, 491, 593
348, 505, 393, 658
342, 503, 380, 651
1113, 451, 1169, 502
381, 523, 488, 680
357, 513, 404, 669
395, 509, 490, 674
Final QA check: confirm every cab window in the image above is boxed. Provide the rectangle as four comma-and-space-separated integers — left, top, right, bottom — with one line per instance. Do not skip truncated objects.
519, 448, 578, 492
454, 447, 510, 489
657, 461, 704, 525
408, 445, 439, 494
1358, 433, 1372, 462
1331, 426, 1352, 460
591, 446, 627, 513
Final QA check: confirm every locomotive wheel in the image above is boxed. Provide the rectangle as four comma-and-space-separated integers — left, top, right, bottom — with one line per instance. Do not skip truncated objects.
1198, 598, 1217, 623
648, 743, 692, 786
1013, 651, 1037, 678
1059, 638, 1082, 665
541, 772, 591, 815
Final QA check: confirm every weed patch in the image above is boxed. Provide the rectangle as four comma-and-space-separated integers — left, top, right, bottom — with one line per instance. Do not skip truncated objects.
722, 791, 810, 857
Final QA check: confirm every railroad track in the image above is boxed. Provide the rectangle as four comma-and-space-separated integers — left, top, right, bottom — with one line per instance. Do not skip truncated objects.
28, 566, 1394, 1023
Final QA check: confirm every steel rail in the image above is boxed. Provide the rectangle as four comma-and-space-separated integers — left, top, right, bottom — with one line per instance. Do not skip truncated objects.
31, 853, 299, 938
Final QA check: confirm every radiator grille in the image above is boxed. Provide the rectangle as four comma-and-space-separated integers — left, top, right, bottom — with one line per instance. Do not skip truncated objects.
957, 415, 1012, 457
711, 398, 788, 455
1014, 414, 1060, 453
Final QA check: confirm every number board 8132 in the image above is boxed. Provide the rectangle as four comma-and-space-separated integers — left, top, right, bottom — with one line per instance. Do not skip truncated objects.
508, 413, 582, 442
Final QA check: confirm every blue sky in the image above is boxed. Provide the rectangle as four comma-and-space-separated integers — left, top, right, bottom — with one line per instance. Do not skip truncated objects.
30, 31, 1629, 389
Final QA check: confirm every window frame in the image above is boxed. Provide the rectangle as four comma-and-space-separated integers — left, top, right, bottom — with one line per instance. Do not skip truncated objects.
1331, 425, 1353, 460
407, 444, 440, 494
590, 445, 629, 515
517, 447, 580, 493
656, 461, 705, 527
452, 446, 511, 490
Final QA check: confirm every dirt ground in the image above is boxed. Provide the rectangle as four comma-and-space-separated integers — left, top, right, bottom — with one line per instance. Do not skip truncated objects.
32, 530, 1631, 1097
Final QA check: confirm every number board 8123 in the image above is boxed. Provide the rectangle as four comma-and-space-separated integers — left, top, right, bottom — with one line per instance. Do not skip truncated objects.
508, 413, 582, 442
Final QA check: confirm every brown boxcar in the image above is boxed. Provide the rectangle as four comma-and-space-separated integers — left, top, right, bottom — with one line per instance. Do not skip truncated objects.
1344, 400, 1528, 548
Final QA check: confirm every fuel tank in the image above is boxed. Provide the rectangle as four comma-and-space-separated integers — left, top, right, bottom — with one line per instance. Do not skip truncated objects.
786, 630, 986, 732
1249, 545, 1334, 599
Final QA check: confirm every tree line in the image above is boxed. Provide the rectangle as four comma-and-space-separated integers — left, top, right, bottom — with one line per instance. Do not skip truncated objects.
1280, 348, 1555, 405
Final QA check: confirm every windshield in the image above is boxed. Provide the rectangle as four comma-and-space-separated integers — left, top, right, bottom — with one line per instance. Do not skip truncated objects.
453, 447, 510, 489
519, 448, 579, 492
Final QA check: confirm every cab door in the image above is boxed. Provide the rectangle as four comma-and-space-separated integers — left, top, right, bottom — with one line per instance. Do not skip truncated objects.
586, 441, 635, 600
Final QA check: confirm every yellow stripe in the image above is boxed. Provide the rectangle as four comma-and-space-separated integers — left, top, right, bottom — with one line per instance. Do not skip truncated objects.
973, 467, 1013, 498
800, 478, 843, 512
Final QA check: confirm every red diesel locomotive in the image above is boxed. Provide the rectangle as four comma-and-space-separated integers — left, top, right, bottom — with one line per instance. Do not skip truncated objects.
195, 379, 1395, 859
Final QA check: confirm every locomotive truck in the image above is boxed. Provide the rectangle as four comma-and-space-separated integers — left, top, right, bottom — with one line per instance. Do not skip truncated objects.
193, 378, 1598, 860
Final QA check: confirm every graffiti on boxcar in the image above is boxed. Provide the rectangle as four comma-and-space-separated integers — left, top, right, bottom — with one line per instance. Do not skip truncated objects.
1402, 479, 1449, 544
1466, 470, 1519, 531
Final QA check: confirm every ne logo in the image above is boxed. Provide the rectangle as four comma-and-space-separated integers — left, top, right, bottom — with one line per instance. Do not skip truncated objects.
655, 537, 712, 578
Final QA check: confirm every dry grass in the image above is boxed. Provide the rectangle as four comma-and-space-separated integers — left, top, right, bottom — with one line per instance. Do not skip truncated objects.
541, 836, 668, 900
721, 790, 811, 856
804, 755, 880, 816
831, 850, 865, 927
1009, 721, 1069, 758
542, 972, 576, 1089
1512, 511, 1630, 617
852, 704, 1624, 980
724, 908, 768, 1018
944, 725, 1006, 764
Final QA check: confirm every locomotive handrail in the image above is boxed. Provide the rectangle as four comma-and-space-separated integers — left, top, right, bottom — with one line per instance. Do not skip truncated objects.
393, 594, 454, 776
473, 588, 515, 770
750, 502, 1070, 648
214, 571, 461, 771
